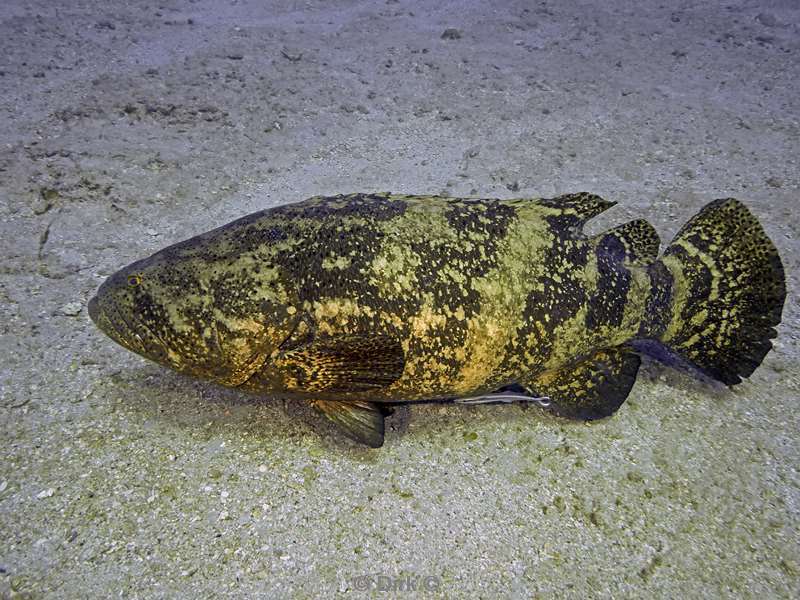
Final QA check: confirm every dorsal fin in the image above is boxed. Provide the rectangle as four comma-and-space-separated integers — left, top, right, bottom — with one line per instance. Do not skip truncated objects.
537, 192, 617, 224
593, 219, 660, 265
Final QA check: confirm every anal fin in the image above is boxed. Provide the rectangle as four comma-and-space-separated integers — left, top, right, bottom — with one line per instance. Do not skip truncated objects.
313, 400, 390, 447
524, 347, 641, 420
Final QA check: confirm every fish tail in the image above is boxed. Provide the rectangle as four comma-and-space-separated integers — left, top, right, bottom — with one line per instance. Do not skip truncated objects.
638, 198, 785, 384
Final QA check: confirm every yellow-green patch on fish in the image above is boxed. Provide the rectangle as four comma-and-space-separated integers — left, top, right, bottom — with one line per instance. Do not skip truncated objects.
89, 193, 786, 447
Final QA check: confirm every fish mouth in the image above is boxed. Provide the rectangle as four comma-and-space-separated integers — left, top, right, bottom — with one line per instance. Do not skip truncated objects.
87, 294, 101, 324
88, 291, 197, 374
87, 293, 141, 354
87, 293, 111, 334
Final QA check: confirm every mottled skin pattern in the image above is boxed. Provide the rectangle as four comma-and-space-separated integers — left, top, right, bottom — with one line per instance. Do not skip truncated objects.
89, 192, 785, 445
248, 193, 655, 402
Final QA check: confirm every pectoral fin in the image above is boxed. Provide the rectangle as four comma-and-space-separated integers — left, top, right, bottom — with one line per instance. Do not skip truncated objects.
277, 334, 405, 394
525, 347, 641, 420
313, 400, 390, 448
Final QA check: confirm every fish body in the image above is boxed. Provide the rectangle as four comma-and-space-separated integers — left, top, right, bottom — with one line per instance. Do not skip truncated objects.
89, 193, 786, 446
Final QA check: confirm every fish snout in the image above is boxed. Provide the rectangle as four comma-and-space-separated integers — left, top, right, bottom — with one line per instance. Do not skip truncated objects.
87, 294, 101, 324
87, 290, 116, 338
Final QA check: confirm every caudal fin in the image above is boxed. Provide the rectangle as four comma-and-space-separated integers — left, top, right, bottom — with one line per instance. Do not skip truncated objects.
646, 198, 785, 385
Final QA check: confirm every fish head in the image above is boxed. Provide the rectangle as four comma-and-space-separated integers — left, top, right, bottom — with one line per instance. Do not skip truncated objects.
89, 234, 300, 386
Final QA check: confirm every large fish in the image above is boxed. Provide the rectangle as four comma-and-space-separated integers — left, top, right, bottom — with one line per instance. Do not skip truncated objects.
89, 193, 786, 447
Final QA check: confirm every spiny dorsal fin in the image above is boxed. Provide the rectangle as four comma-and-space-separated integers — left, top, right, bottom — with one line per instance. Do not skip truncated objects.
538, 192, 617, 224
524, 347, 641, 420
593, 219, 660, 265
313, 400, 389, 447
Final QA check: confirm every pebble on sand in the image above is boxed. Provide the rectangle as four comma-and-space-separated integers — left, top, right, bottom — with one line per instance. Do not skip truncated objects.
60, 302, 83, 316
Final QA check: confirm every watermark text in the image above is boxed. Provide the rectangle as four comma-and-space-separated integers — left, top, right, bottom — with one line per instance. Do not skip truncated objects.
349, 573, 441, 592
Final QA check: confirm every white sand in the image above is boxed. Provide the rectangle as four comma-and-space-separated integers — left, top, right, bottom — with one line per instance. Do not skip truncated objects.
1, 0, 798, 596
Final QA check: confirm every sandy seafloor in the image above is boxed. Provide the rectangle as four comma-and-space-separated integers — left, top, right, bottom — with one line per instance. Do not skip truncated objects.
0, 0, 798, 597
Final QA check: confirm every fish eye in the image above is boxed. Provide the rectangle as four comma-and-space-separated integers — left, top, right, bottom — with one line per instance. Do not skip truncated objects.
128, 274, 142, 287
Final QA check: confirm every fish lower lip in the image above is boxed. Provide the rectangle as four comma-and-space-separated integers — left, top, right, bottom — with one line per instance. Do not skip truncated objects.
87, 295, 101, 323
88, 297, 121, 342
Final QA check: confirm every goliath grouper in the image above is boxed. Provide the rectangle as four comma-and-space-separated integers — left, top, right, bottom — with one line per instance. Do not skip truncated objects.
88, 193, 786, 447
